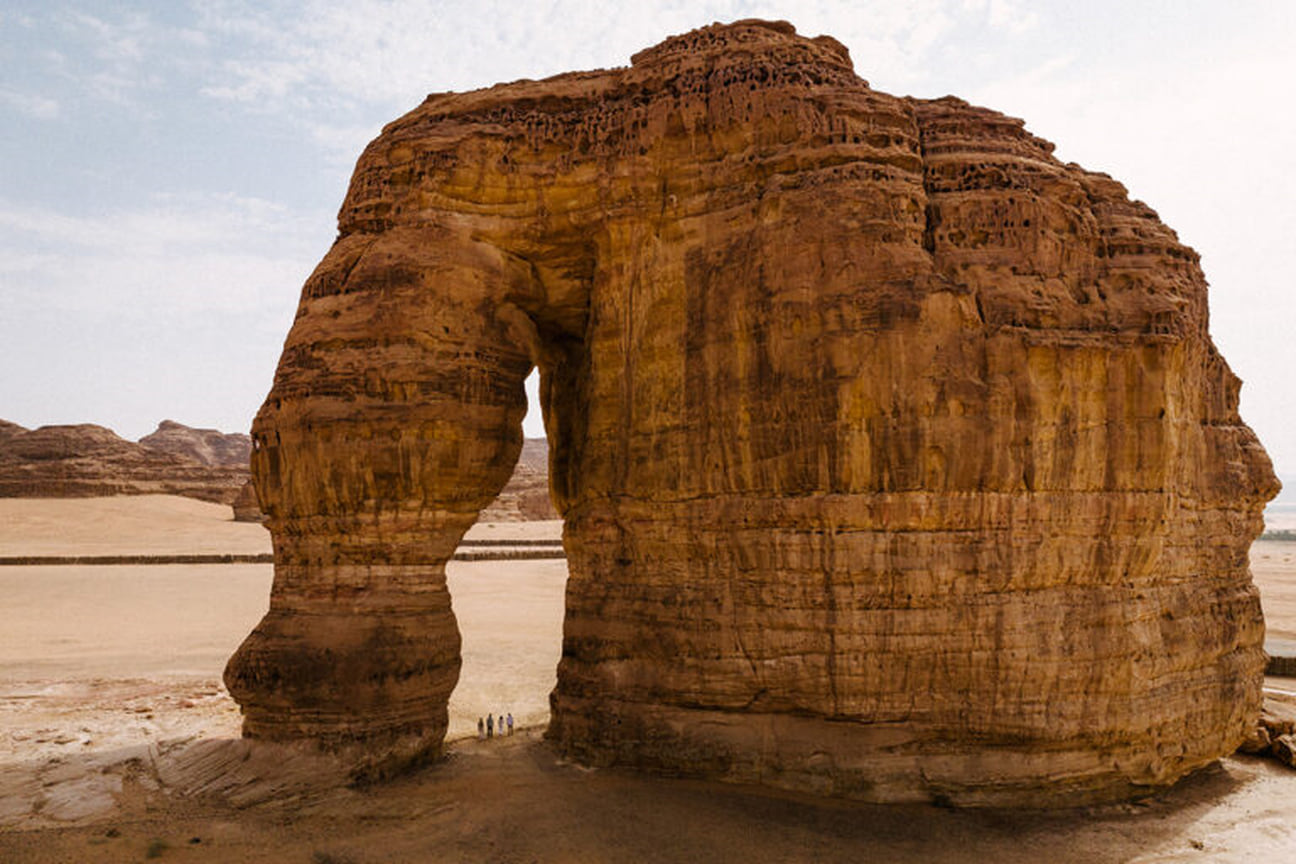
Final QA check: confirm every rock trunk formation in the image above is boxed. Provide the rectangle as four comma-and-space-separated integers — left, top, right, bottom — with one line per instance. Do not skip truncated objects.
226, 20, 1277, 803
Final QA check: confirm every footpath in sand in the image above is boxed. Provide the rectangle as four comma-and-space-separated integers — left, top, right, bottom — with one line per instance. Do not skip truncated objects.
2, 496, 1296, 862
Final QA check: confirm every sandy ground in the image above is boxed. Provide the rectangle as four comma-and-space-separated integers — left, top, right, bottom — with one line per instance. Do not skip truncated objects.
0, 560, 566, 739
464, 518, 563, 542
0, 565, 271, 680
5, 729, 1296, 864
445, 559, 567, 739
1252, 540, 1296, 644
0, 496, 273, 557
3, 497, 1296, 861
0, 495, 562, 557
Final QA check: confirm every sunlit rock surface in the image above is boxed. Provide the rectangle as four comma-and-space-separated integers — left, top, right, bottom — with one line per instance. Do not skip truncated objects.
226, 20, 1277, 804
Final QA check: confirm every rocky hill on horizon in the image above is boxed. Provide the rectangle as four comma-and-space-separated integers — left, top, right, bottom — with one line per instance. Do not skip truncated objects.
478, 436, 557, 521
0, 420, 251, 505
0, 418, 554, 519
138, 419, 253, 468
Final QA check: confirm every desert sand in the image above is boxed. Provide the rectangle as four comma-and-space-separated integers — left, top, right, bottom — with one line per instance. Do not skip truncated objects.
1253, 540, 1296, 645
2, 496, 1296, 861
0, 496, 273, 557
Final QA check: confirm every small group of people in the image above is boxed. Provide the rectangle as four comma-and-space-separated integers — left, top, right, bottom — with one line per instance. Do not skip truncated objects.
477, 711, 514, 740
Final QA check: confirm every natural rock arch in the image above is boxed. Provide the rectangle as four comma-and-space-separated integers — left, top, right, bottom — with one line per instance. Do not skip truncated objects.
226, 20, 1277, 805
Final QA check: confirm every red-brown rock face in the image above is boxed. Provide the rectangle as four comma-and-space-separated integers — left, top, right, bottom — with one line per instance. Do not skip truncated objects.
226, 20, 1277, 803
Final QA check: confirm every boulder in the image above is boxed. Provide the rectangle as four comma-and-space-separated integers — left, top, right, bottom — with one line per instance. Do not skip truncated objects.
1270, 734, 1296, 768
231, 480, 267, 523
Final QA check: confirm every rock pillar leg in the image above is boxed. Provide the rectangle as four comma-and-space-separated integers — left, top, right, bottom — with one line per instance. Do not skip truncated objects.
224, 227, 536, 777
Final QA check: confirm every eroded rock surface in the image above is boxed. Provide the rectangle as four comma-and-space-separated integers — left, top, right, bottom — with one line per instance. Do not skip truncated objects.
227, 20, 1276, 804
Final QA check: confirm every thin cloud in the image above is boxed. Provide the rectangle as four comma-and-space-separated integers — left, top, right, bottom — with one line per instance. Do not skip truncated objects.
0, 11, 37, 29
0, 191, 314, 438
982, 0, 1037, 33
0, 194, 322, 316
38, 7, 201, 109
201, 60, 311, 105
308, 121, 386, 169
65, 11, 147, 62
0, 87, 59, 119
0, 250, 60, 274
195, 0, 1028, 114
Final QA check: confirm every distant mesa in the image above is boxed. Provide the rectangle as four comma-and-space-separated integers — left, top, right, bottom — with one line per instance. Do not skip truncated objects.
0, 420, 249, 505
139, 418, 253, 468
479, 437, 557, 521
0, 417, 551, 520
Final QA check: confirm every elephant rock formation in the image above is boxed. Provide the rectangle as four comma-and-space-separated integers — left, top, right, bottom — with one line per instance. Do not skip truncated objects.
225, 20, 1277, 805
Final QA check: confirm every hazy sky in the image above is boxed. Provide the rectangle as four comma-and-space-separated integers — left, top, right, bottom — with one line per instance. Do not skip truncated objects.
2, 1, 1293, 483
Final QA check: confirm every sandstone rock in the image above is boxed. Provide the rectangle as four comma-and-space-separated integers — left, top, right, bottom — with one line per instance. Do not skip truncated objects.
139, 420, 252, 468
1270, 735, 1296, 768
231, 480, 267, 523
1260, 701, 1296, 738
1238, 699, 1296, 766
0, 419, 25, 442
5, 423, 138, 463
227, 20, 1276, 804
0, 421, 249, 505
1238, 725, 1271, 755
479, 437, 558, 522
1244, 695, 1296, 766
0, 417, 543, 519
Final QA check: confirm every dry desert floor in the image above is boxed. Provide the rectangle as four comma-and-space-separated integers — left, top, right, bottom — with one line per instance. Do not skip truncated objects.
2, 495, 1296, 862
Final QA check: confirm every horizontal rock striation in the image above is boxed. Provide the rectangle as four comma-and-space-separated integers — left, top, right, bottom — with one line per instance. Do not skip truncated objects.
227, 20, 1276, 803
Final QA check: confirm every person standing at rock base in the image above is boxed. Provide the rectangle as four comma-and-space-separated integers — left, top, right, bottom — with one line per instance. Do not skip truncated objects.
487, 713, 494, 738
477, 717, 485, 740
507, 713, 514, 735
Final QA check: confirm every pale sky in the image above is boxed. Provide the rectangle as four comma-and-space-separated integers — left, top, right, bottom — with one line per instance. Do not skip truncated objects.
2, 1, 1293, 488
